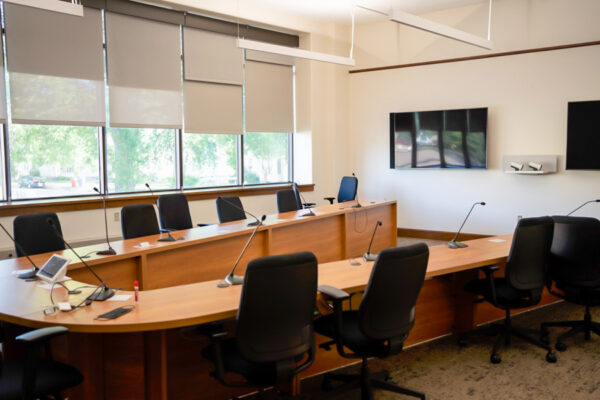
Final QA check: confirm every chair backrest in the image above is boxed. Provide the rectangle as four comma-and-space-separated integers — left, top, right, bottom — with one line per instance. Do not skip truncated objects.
121, 204, 160, 240
292, 183, 303, 209
276, 189, 300, 213
505, 216, 554, 292
550, 216, 600, 288
358, 243, 429, 342
13, 212, 65, 257
236, 252, 317, 365
157, 193, 193, 231
216, 196, 246, 223
337, 176, 358, 203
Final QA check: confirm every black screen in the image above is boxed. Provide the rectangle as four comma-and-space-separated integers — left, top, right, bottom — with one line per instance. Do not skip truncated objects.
39, 256, 67, 278
566, 100, 600, 170
390, 107, 487, 169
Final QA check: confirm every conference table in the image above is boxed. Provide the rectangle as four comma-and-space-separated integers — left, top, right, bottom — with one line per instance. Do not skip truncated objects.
0, 201, 559, 399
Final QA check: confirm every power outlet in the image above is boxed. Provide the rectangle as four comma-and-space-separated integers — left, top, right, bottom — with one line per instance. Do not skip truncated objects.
114, 212, 119, 222
517, 215, 523, 221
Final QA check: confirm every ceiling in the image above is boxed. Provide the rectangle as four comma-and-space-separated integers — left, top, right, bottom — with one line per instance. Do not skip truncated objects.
235, 0, 490, 24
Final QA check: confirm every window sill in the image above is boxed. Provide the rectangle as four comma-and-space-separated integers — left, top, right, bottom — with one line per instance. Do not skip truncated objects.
0, 184, 315, 217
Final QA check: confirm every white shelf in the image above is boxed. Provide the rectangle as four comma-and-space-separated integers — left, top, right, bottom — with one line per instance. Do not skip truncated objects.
504, 170, 553, 175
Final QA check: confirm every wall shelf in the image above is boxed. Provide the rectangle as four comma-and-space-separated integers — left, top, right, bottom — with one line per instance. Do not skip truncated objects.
502, 155, 558, 175
505, 170, 553, 175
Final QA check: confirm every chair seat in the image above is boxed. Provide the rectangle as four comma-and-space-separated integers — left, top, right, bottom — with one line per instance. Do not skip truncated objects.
465, 278, 536, 309
202, 338, 278, 386
0, 359, 83, 400
555, 283, 600, 306
314, 311, 391, 358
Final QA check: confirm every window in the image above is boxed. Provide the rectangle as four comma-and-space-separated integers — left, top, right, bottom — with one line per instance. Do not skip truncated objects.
183, 133, 238, 188
243, 132, 290, 184
106, 128, 176, 193
9, 124, 100, 200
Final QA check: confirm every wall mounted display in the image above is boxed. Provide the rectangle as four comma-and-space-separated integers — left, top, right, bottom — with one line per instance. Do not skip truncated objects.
566, 100, 600, 170
389, 107, 487, 169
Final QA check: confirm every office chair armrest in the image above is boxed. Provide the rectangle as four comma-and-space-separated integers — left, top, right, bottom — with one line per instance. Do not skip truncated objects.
196, 223, 212, 227
324, 197, 335, 204
482, 265, 500, 307
302, 202, 316, 208
16, 326, 68, 346
318, 285, 350, 302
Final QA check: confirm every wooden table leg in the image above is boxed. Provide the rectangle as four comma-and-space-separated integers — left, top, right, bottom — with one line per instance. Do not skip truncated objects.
145, 330, 168, 400
453, 270, 479, 334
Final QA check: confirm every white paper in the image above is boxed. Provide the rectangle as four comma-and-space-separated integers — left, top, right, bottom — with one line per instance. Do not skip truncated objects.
134, 241, 152, 248
488, 238, 507, 243
57, 302, 72, 311
107, 295, 132, 302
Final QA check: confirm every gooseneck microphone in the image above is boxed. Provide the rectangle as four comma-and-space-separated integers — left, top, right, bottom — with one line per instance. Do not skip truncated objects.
567, 199, 600, 216
145, 182, 180, 242
363, 220, 382, 261
93, 187, 117, 256
221, 215, 266, 286
351, 172, 362, 209
448, 202, 486, 249
296, 184, 316, 217
0, 223, 39, 279
46, 218, 115, 301
219, 196, 263, 227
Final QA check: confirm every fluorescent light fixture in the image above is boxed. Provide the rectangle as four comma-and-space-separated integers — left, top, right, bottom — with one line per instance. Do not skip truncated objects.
389, 8, 493, 50
3, 0, 84, 16
237, 38, 355, 67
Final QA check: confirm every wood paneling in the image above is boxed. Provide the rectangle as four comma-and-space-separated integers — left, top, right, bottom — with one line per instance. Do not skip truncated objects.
346, 205, 396, 258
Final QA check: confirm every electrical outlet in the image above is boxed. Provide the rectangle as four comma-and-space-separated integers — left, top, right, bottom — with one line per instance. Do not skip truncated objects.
517, 215, 522, 221
114, 212, 119, 222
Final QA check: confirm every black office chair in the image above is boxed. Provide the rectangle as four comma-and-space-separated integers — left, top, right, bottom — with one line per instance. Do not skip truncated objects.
157, 193, 210, 231
541, 216, 600, 351
203, 252, 317, 396
315, 244, 429, 400
324, 176, 358, 204
13, 212, 65, 256
463, 217, 556, 363
276, 189, 300, 213
121, 204, 160, 239
216, 196, 246, 223
0, 326, 83, 400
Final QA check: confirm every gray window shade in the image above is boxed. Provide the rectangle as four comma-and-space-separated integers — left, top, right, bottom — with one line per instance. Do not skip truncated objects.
245, 61, 293, 133
4, 4, 105, 126
183, 82, 242, 134
106, 12, 182, 129
0, 34, 6, 123
183, 28, 243, 84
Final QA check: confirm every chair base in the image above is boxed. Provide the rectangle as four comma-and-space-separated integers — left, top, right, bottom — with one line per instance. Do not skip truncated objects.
541, 304, 600, 351
459, 309, 556, 364
318, 358, 425, 400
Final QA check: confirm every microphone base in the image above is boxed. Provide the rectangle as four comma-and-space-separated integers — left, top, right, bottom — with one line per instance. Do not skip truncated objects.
247, 220, 262, 227
87, 286, 115, 301
17, 268, 37, 279
225, 274, 244, 285
158, 236, 177, 242
362, 252, 378, 262
448, 241, 468, 249
351, 203, 363, 209
301, 209, 316, 217
97, 248, 117, 256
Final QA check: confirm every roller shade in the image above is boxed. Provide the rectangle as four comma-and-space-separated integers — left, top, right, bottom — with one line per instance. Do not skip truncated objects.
244, 61, 293, 133
106, 12, 182, 129
4, 4, 105, 126
183, 82, 242, 134
182, 28, 242, 134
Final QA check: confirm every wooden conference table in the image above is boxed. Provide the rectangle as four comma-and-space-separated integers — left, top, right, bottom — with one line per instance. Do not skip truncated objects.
0, 202, 559, 399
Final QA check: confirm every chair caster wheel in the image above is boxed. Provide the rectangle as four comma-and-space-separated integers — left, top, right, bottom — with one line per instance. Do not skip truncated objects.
546, 352, 557, 363
490, 354, 501, 364
555, 342, 567, 352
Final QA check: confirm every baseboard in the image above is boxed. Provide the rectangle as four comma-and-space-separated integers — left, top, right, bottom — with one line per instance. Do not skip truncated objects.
397, 228, 492, 242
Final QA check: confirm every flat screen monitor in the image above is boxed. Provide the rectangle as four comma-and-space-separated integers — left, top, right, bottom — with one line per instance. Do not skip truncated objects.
390, 107, 487, 169
566, 100, 600, 170
36, 254, 70, 283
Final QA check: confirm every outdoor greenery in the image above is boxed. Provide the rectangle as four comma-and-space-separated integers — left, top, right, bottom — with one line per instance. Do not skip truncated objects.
244, 132, 289, 184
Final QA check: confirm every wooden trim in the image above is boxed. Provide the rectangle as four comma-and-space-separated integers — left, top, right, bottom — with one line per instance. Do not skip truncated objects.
397, 227, 492, 242
349, 40, 600, 74
0, 184, 315, 217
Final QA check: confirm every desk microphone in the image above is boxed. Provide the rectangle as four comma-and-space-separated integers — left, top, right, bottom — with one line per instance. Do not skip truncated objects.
218, 196, 263, 227
93, 187, 117, 256
295, 183, 316, 217
363, 220, 382, 261
221, 215, 266, 286
46, 218, 115, 301
0, 223, 39, 279
351, 172, 362, 209
145, 182, 180, 242
567, 199, 600, 216
448, 202, 486, 249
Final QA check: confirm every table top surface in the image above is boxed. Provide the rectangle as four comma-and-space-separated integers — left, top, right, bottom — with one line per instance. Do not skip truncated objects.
0, 234, 513, 333
0, 199, 395, 275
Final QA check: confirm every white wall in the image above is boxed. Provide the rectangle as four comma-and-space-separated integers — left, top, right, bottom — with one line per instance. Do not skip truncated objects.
349, 0, 600, 235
